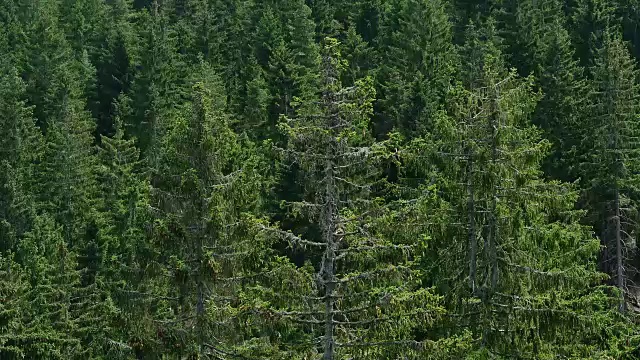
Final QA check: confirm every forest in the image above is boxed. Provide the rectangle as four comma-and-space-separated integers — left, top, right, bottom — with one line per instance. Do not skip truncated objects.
4, 0, 640, 358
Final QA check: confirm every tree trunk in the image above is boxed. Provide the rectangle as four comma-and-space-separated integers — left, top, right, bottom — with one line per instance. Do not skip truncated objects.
323, 154, 336, 360
615, 187, 625, 312
488, 89, 499, 294
467, 150, 477, 296
482, 86, 500, 347
322, 69, 338, 359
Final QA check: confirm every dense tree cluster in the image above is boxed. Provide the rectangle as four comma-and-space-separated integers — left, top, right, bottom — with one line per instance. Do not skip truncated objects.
2, 0, 640, 358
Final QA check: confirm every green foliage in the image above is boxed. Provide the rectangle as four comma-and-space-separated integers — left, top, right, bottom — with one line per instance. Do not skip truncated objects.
254, 0, 321, 136
404, 28, 630, 357
1, 1, 639, 358
266, 38, 471, 359
141, 63, 289, 358
579, 33, 640, 311
375, 0, 455, 137
126, 0, 187, 165
498, 0, 588, 181
40, 81, 99, 248
0, 67, 43, 252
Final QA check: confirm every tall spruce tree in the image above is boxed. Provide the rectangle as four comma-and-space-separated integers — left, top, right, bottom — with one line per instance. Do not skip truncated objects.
0, 67, 43, 252
619, 0, 640, 59
567, 0, 620, 66
0, 253, 33, 359
95, 103, 154, 358
146, 63, 294, 358
89, 0, 136, 139
497, 0, 565, 75
40, 76, 99, 251
5, 215, 81, 359
531, 21, 588, 181
20, 0, 76, 131
6, 214, 116, 359
36, 67, 122, 359
266, 38, 470, 359
58, 0, 108, 57
582, 32, 640, 312
406, 24, 630, 357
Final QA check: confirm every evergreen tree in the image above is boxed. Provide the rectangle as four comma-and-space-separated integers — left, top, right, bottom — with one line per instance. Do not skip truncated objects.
498, 0, 565, 76
126, 0, 186, 168
96, 104, 153, 358
340, 26, 375, 87
407, 25, 630, 357
238, 56, 271, 137
306, 0, 342, 39
2, 1, 640, 357
89, 0, 136, 138
253, 0, 320, 138
531, 21, 588, 181
20, 0, 77, 131
499, 0, 589, 181
0, 253, 32, 359
147, 63, 291, 358
375, 0, 455, 137
40, 79, 99, 250
268, 38, 467, 359
1, 216, 80, 359
0, 68, 43, 252
582, 33, 640, 312
196, 0, 266, 135
305, 0, 372, 40
9, 214, 115, 359
619, 0, 640, 59
567, 0, 620, 66
0, 0, 27, 68
37, 74, 120, 358
58, 0, 109, 57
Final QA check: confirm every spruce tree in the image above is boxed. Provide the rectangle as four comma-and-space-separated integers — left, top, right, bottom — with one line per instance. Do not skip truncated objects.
96, 103, 154, 358
306, 0, 342, 39
147, 63, 290, 358
567, 0, 620, 66
57, 0, 108, 56
374, 0, 455, 137
0, 0, 27, 68
253, 0, 320, 137
340, 26, 375, 87
499, 0, 589, 181
20, 0, 77, 131
89, 0, 136, 138
3, 1, 640, 357
126, 0, 186, 168
40, 79, 99, 250
619, 0, 640, 59
531, 21, 588, 181
190, 0, 265, 132
239, 56, 271, 138
0, 67, 43, 252
36, 70, 120, 358
498, 0, 564, 75
266, 38, 468, 359
11, 214, 99, 359
582, 32, 640, 312
0, 253, 32, 359
407, 24, 630, 357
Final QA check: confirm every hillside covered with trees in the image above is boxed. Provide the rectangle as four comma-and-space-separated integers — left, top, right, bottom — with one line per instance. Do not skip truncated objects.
3, 0, 640, 358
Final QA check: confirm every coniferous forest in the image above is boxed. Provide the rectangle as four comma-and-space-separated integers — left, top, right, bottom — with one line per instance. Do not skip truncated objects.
7, 0, 640, 358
